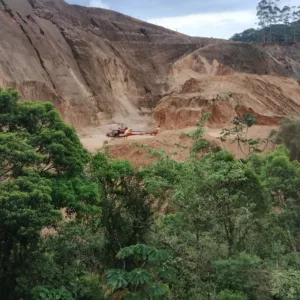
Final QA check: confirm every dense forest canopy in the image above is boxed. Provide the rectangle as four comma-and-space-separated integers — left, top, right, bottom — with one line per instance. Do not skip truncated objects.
2, 88, 300, 299
231, 0, 300, 42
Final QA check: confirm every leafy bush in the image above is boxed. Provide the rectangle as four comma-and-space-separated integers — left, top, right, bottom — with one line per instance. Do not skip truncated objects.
107, 244, 172, 299
32, 286, 73, 300
218, 290, 248, 300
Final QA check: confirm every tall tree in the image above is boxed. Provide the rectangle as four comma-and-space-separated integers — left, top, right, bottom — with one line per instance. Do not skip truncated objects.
271, 0, 281, 41
257, 0, 270, 42
0, 89, 100, 298
281, 5, 292, 42
291, 6, 300, 42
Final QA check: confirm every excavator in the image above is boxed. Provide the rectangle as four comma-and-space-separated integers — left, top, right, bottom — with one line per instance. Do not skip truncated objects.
106, 125, 160, 138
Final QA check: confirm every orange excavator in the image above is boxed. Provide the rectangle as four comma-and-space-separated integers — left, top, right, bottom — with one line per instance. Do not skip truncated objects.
106, 125, 160, 138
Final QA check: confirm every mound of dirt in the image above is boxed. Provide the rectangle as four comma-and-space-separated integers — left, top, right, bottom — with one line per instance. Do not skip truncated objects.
154, 74, 300, 130
180, 78, 203, 93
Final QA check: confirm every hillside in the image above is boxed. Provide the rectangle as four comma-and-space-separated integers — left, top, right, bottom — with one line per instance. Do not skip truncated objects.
0, 0, 222, 127
1, 0, 300, 131
3, 2, 300, 299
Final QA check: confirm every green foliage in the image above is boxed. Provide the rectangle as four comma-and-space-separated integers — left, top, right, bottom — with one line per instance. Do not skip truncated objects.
107, 244, 171, 299
248, 147, 300, 254
152, 150, 270, 299
231, 21, 300, 43
219, 114, 272, 158
50, 176, 100, 214
191, 138, 211, 154
107, 269, 129, 289
174, 151, 270, 255
270, 269, 300, 299
89, 152, 134, 195
117, 244, 170, 263
0, 132, 44, 179
0, 88, 19, 122
275, 117, 300, 161
0, 88, 89, 177
0, 172, 61, 299
183, 113, 212, 156
32, 286, 74, 300
17, 222, 105, 299
231, 1, 300, 43
214, 253, 265, 299
218, 290, 248, 300
0, 89, 100, 299
89, 153, 157, 268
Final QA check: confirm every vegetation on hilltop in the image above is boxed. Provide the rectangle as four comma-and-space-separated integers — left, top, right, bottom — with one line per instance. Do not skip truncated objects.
231, 0, 300, 43
2, 88, 300, 299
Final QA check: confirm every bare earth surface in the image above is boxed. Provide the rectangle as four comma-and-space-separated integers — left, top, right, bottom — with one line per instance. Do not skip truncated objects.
80, 124, 277, 166
1, 0, 300, 128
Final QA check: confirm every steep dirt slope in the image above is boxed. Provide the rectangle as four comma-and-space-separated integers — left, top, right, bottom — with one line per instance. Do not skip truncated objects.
154, 42, 300, 130
258, 42, 300, 78
154, 74, 300, 129
0, 0, 223, 126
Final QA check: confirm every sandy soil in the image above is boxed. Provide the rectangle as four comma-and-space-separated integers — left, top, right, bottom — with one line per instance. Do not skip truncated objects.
80, 124, 277, 166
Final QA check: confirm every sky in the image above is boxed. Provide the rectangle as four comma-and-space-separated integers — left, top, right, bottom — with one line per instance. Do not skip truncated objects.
66, 0, 294, 39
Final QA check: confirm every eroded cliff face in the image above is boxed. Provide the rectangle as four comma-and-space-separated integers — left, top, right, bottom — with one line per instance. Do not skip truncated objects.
1, 0, 300, 129
0, 0, 224, 126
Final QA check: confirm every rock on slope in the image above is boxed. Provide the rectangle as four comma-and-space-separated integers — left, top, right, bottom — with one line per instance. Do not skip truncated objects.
0, 0, 221, 126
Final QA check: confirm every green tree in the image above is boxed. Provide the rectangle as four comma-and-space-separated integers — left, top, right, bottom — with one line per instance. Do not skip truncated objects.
89, 153, 158, 267
281, 6, 292, 41
152, 150, 270, 298
184, 113, 212, 157
0, 173, 61, 299
215, 253, 268, 299
176, 150, 269, 255
219, 114, 272, 158
17, 222, 106, 300
0, 89, 99, 298
107, 244, 172, 299
0, 88, 90, 177
248, 147, 300, 253
0, 132, 43, 181
257, 0, 270, 42
218, 290, 248, 300
291, 6, 300, 42
271, 269, 300, 299
275, 117, 300, 161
